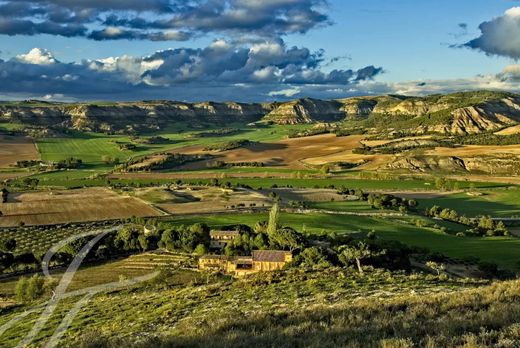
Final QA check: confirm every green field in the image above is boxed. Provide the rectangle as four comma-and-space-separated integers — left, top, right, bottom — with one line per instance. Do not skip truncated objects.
416, 189, 520, 218
25, 171, 507, 191
168, 212, 520, 271
36, 124, 311, 166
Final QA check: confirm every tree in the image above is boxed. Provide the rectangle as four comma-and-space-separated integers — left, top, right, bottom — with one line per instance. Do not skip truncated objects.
338, 242, 385, 275
0, 252, 14, 270
320, 164, 331, 175
269, 227, 303, 252
299, 247, 331, 268
194, 244, 207, 256
15, 274, 55, 303
0, 238, 16, 253
426, 261, 446, 276
254, 221, 268, 234
267, 203, 280, 236
435, 177, 447, 191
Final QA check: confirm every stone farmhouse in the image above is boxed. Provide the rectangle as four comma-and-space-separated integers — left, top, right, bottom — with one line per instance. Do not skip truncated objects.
198, 250, 293, 277
209, 230, 239, 250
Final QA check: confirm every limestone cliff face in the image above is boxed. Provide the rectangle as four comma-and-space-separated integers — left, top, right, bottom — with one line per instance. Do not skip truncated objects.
264, 92, 520, 135
0, 101, 273, 133
263, 98, 344, 124
387, 154, 520, 175
1, 92, 520, 135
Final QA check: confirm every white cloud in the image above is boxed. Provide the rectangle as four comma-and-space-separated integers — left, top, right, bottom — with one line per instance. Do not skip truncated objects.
16, 48, 57, 65
465, 7, 520, 59
268, 87, 301, 97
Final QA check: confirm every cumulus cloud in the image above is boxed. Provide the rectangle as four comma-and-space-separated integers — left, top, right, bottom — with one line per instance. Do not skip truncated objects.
0, 42, 383, 101
464, 7, 520, 59
16, 48, 57, 65
0, 0, 330, 41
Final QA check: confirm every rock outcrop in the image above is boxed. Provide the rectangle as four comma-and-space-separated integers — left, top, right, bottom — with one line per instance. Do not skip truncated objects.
1, 91, 520, 135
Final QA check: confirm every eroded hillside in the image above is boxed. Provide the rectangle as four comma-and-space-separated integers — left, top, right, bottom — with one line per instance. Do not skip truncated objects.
1, 91, 520, 135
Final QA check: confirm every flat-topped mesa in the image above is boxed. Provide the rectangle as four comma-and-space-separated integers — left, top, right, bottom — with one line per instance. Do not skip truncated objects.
0, 101, 274, 133
1, 91, 519, 135
263, 98, 345, 124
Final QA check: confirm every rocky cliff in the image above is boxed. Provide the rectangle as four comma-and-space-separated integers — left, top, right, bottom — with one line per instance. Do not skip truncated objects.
1, 91, 519, 135
0, 101, 273, 133
264, 91, 520, 135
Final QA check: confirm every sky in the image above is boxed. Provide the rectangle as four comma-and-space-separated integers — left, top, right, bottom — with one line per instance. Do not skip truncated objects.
0, 0, 519, 102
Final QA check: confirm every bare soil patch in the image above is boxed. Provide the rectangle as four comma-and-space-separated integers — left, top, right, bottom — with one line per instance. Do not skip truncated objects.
173, 134, 365, 170
0, 135, 39, 168
0, 187, 161, 227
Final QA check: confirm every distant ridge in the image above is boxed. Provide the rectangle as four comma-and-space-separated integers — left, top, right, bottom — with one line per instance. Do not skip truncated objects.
1, 91, 519, 135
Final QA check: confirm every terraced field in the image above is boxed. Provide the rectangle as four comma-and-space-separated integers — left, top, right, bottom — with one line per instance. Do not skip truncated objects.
0, 251, 194, 297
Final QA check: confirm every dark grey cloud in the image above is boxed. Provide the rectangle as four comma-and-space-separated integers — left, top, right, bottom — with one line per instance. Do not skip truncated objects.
0, 41, 383, 101
463, 7, 520, 59
0, 0, 330, 41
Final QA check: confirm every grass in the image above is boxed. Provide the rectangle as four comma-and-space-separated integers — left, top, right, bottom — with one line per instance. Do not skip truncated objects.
0, 266, 504, 347
35, 124, 311, 167
417, 188, 520, 218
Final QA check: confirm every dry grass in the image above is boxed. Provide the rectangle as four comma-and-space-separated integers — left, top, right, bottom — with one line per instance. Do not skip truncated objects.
495, 125, 520, 135
0, 187, 162, 227
0, 135, 39, 168
426, 144, 520, 157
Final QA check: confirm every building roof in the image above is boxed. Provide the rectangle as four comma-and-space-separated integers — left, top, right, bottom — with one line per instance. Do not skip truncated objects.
210, 230, 239, 238
252, 250, 291, 263
200, 255, 228, 260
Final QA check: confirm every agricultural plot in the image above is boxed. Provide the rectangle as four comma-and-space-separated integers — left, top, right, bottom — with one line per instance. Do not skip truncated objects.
0, 188, 162, 227
267, 188, 347, 203
132, 186, 272, 215
174, 133, 365, 170
35, 124, 312, 167
0, 251, 193, 297
0, 134, 39, 168
415, 188, 520, 218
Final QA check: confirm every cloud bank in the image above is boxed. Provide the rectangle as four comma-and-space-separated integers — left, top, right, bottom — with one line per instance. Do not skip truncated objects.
0, 42, 383, 101
0, 0, 330, 41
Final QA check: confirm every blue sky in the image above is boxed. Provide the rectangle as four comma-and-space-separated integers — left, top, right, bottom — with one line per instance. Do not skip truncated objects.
0, 0, 519, 101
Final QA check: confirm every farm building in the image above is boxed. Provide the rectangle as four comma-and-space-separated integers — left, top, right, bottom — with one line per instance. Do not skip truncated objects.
209, 230, 239, 249
198, 250, 293, 277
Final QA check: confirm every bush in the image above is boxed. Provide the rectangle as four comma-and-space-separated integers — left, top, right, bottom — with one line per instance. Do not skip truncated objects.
15, 274, 56, 303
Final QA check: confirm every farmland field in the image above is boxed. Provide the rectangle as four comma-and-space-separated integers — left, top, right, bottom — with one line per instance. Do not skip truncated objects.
0, 187, 162, 227
0, 251, 194, 297
0, 134, 39, 168
415, 188, 520, 218
36, 124, 313, 166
